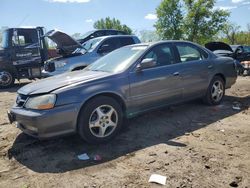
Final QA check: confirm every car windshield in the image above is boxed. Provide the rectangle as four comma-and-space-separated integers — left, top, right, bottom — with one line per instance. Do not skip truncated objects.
243, 46, 250, 53
87, 45, 148, 73
82, 37, 103, 52
1, 30, 9, 48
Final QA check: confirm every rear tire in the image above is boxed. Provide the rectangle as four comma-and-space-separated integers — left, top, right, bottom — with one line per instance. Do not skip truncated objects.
78, 96, 123, 144
203, 76, 225, 105
0, 70, 15, 89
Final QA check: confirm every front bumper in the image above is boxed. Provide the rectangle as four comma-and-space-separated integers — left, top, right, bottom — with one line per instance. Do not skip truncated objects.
8, 103, 80, 139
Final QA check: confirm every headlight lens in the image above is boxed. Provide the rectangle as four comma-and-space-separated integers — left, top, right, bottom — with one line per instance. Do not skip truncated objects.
25, 94, 56, 110
55, 60, 67, 68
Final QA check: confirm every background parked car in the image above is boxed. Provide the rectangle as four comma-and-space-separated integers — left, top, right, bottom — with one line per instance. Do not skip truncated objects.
45, 29, 129, 57
43, 35, 140, 77
205, 42, 250, 75
8, 41, 237, 144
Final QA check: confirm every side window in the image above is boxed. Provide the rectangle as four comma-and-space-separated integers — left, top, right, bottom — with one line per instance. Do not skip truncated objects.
105, 30, 116, 35
94, 31, 105, 38
12, 30, 38, 47
117, 31, 126, 35
142, 44, 175, 67
98, 38, 120, 53
119, 37, 135, 47
176, 44, 205, 63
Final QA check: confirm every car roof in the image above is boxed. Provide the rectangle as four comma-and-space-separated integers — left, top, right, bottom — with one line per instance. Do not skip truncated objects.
93, 29, 126, 32
132, 40, 205, 47
91, 35, 137, 40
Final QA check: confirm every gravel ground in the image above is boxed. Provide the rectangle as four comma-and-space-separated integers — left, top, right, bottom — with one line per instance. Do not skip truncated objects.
0, 77, 249, 188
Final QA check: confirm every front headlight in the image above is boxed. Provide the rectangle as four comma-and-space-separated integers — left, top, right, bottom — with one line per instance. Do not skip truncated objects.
25, 94, 56, 110
55, 60, 67, 68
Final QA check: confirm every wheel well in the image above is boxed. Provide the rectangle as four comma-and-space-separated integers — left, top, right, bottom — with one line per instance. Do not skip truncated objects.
76, 93, 127, 129
214, 73, 226, 85
0, 68, 17, 79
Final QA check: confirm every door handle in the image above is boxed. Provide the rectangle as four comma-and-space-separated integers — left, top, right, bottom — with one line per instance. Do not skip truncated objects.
208, 65, 213, 69
173, 72, 180, 76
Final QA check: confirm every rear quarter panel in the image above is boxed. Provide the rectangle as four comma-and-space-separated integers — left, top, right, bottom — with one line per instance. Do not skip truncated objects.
212, 56, 237, 89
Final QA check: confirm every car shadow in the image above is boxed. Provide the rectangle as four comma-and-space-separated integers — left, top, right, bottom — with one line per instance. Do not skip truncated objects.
0, 82, 31, 93
8, 95, 250, 173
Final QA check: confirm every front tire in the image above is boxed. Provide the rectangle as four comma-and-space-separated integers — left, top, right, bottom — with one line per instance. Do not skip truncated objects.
78, 96, 123, 144
0, 70, 15, 89
203, 76, 225, 105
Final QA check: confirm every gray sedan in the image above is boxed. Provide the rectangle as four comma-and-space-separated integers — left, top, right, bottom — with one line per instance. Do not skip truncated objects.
8, 41, 237, 143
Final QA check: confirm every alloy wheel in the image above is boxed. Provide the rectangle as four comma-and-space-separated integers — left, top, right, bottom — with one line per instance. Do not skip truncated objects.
88, 105, 118, 138
211, 80, 224, 102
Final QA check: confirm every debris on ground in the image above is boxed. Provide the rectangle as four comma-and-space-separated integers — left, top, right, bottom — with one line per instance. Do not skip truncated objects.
148, 174, 167, 185
93, 154, 102, 161
77, 153, 90, 161
229, 176, 242, 187
232, 102, 242, 111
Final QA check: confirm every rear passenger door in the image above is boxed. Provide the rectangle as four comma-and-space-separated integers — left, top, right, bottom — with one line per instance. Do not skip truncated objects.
174, 42, 212, 99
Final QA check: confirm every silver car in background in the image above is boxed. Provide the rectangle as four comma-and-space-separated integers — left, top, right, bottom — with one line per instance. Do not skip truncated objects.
43, 35, 140, 77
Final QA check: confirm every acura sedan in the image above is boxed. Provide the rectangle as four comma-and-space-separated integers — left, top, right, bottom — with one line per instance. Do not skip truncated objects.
8, 41, 237, 143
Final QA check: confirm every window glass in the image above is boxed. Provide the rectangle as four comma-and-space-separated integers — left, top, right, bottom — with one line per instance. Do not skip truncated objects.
12, 29, 38, 47
87, 45, 148, 73
99, 38, 120, 52
117, 31, 126, 35
94, 31, 105, 37
176, 44, 204, 62
119, 37, 135, 47
1, 30, 9, 48
105, 30, 116, 35
244, 46, 250, 52
82, 37, 103, 52
142, 44, 175, 67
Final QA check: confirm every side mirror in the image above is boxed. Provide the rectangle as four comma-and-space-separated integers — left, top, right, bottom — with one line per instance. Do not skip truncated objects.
235, 47, 244, 55
98, 44, 111, 54
136, 58, 156, 71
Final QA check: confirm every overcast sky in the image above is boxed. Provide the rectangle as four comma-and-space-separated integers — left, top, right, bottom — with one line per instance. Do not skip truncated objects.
1, 0, 250, 34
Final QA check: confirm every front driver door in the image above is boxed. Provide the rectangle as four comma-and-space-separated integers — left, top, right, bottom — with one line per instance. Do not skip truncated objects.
128, 43, 183, 114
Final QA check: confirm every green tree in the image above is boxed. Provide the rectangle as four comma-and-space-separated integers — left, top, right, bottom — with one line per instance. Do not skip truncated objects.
222, 22, 241, 44
155, 0, 230, 44
155, 0, 183, 40
184, 0, 229, 44
93, 17, 132, 34
71, 33, 82, 40
218, 23, 250, 45
138, 30, 160, 42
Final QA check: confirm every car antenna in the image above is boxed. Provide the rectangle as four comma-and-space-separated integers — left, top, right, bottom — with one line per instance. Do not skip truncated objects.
17, 14, 29, 27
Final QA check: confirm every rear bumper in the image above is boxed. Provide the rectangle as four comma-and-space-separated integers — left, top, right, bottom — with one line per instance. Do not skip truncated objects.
9, 103, 80, 139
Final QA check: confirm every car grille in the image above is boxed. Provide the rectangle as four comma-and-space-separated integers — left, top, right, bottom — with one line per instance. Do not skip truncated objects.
44, 62, 55, 72
16, 94, 28, 107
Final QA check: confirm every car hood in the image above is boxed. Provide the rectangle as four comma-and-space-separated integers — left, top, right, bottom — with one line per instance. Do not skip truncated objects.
205, 42, 233, 52
45, 30, 82, 53
18, 70, 111, 95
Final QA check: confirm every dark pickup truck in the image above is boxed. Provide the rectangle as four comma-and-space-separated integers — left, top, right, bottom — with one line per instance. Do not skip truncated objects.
0, 27, 49, 88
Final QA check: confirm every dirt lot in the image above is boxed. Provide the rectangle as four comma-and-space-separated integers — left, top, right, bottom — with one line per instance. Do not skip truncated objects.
0, 77, 249, 188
